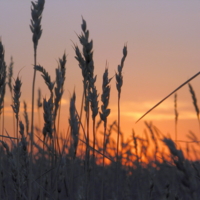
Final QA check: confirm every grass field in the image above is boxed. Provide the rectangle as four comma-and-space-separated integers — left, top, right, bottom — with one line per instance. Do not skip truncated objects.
0, 1, 200, 199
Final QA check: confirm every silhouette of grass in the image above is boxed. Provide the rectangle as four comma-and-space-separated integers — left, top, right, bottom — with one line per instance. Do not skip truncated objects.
0, 1, 200, 199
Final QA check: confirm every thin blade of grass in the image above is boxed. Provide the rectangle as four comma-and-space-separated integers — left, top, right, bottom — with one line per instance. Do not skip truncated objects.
0, 135, 17, 139
136, 71, 200, 123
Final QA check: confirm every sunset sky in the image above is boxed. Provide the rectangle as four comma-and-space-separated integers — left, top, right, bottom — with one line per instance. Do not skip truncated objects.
1, 1, 200, 152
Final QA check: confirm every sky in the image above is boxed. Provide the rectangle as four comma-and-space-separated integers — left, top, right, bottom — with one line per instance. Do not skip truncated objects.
1, 1, 200, 157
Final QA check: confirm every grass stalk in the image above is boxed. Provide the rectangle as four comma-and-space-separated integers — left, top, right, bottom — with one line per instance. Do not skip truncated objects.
174, 93, 178, 142
29, 0, 45, 198
0, 39, 6, 138
11, 76, 22, 145
69, 91, 79, 199
115, 45, 127, 199
8, 56, 15, 138
37, 88, 42, 131
74, 17, 96, 199
100, 66, 112, 200
101, 124, 106, 200
136, 71, 200, 123
11, 76, 22, 199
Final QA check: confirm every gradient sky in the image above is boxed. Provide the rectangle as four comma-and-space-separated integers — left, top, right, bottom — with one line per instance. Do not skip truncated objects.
1, 1, 200, 154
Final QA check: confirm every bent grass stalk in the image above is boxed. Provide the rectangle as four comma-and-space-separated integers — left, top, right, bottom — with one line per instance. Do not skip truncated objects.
136, 71, 200, 123
56, 53, 67, 154
53, 54, 67, 155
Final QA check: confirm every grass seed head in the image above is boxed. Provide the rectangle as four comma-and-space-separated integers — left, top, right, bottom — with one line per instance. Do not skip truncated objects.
69, 92, 79, 158
100, 67, 112, 123
0, 39, 6, 115
35, 65, 55, 93
88, 75, 99, 119
43, 97, 54, 139
115, 45, 127, 96
30, 0, 45, 50
188, 83, 199, 120
23, 101, 29, 135
8, 56, 14, 93
11, 77, 22, 120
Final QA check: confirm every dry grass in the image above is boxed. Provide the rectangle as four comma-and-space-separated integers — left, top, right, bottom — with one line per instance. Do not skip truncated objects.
1, 1, 200, 200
